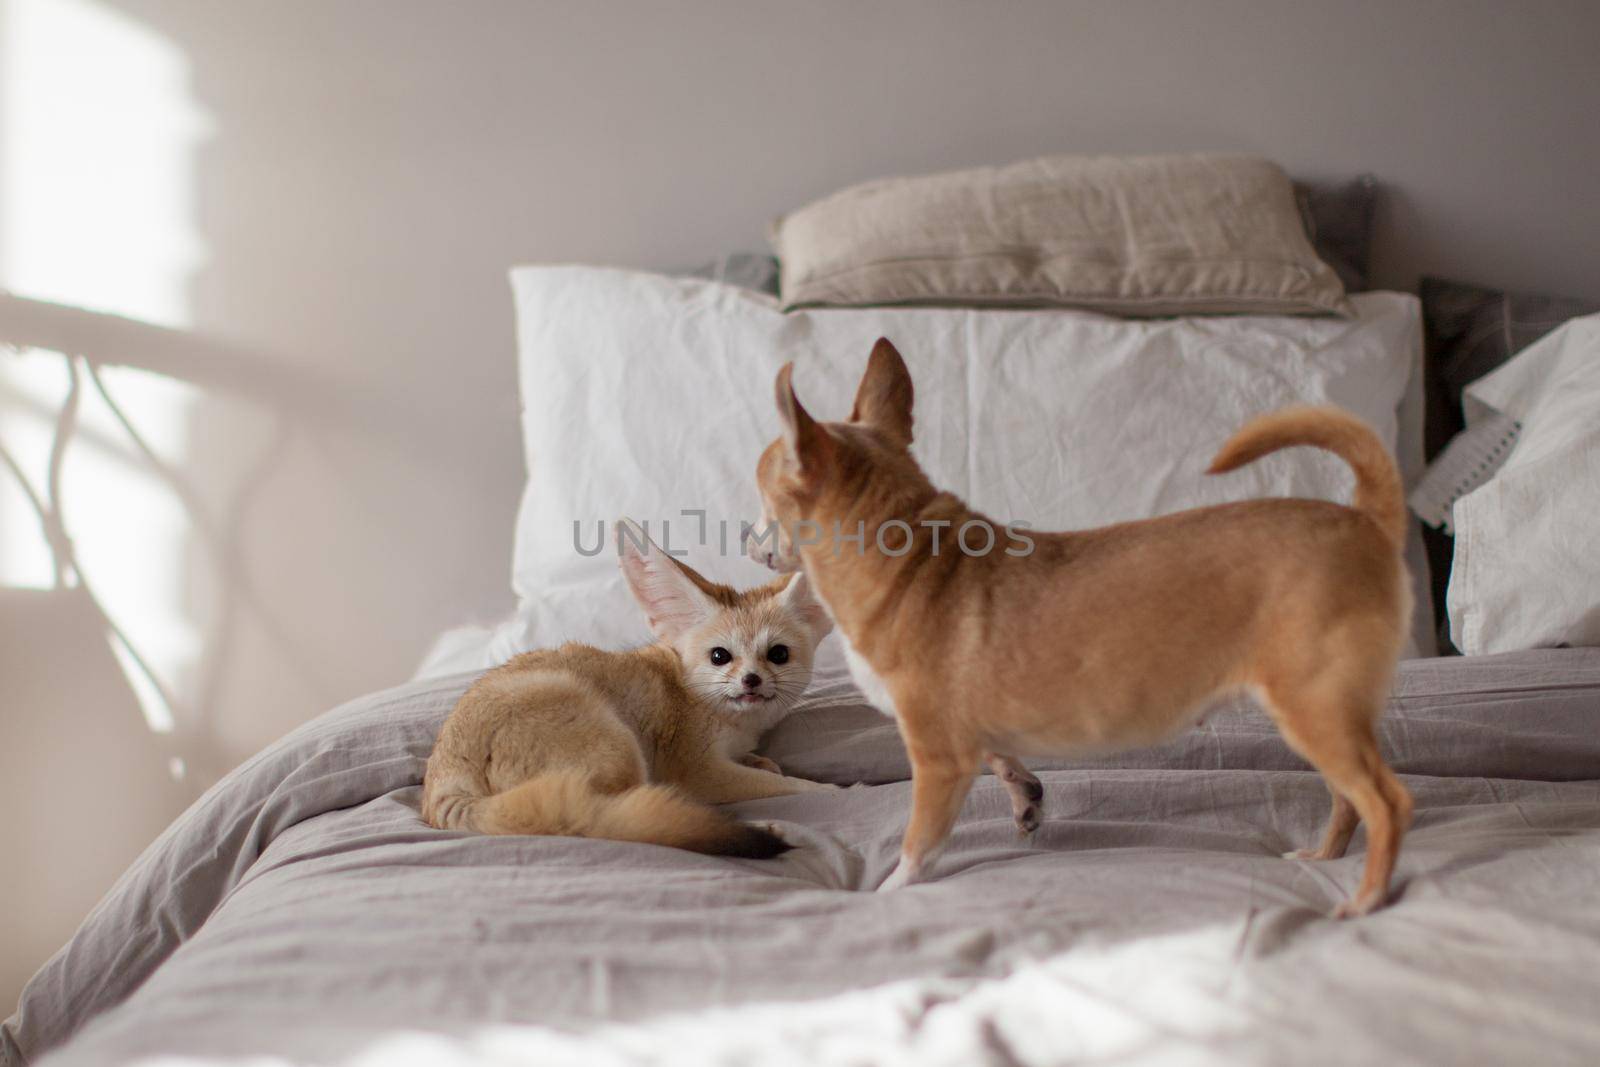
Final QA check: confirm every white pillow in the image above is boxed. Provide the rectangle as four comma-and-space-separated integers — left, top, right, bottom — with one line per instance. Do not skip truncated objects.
505, 266, 1422, 658
1447, 314, 1600, 654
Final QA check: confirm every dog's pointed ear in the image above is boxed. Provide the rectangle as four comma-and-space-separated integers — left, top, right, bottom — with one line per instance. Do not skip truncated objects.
615, 517, 718, 642
775, 363, 832, 474
850, 337, 914, 446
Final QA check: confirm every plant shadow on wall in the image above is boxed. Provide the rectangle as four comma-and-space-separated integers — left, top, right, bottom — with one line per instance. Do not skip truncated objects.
2, 297, 343, 785
0, 0, 491, 1012
0, 301, 403, 1014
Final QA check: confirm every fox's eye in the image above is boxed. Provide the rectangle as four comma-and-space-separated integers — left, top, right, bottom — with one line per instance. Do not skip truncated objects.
708, 647, 732, 666
767, 644, 789, 665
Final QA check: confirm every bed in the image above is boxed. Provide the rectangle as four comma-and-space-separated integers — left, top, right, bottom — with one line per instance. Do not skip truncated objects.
7, 649, 1600, 1066
10, 157, 1600, 1066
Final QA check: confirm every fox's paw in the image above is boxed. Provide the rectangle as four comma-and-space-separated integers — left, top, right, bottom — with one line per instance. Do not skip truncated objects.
739, 753, 783, 775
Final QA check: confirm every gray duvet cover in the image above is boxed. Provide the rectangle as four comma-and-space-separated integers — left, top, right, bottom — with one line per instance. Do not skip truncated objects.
6, 649, 1600, 1066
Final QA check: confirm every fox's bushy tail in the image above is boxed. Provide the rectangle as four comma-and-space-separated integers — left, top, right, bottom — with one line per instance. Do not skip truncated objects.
1207, 406, 1406, 551
425, 771, 790, 859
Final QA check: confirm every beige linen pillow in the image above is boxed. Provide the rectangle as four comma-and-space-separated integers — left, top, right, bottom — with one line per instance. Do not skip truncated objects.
772, 154, 1349, 316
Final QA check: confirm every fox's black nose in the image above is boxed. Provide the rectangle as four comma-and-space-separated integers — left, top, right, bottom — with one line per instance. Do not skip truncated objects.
741, 673, 763, 690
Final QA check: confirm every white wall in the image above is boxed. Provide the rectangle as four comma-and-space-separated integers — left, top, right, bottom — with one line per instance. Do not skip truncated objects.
2, 0, 1597, 1015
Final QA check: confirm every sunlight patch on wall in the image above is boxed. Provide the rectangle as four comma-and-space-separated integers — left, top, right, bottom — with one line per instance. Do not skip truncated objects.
0, 0, 208, 325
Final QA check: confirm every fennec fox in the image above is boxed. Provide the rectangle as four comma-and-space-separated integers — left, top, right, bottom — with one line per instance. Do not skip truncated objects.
422, 519, 835, 857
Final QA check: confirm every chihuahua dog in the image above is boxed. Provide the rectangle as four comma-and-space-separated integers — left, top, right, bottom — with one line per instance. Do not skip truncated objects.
748, 339, 1412, 917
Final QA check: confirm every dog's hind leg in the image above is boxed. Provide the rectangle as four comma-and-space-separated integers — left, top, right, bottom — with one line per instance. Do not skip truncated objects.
1285, 785, 1358, 861
1258, 687, 1411, 918
1326, 745, 1411, 918
986, 753, 1044, 834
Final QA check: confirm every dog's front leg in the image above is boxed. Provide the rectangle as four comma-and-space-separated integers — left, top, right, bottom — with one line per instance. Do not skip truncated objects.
879, 744, 979, 892
986, 753, 1044, 834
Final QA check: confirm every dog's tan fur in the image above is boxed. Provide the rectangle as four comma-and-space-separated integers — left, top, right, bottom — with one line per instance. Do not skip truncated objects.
749, 339, 1413, 916
422, 520, 835, 858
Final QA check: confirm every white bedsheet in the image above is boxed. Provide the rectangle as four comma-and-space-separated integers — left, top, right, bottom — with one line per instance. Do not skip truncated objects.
1446, 313, 1600, 654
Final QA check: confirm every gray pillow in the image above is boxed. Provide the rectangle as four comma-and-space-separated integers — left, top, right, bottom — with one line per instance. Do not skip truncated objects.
1421, 277, 1600, 457
677, 252, 780, 295
1294, 175, 1378, 293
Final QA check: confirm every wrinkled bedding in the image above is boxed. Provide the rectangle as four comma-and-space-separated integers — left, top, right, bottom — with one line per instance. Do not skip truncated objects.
8, 649, 1600, 1066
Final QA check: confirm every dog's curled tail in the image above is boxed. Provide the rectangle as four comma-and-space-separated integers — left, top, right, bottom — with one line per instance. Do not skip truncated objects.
1207, 406, 1406, 551
424, 771, 791, 859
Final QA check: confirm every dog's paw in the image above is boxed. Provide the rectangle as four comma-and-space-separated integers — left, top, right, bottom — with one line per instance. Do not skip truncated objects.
877, 857, 919, 893
1331, 890, 1386, 920
1284, 846, 1339, 862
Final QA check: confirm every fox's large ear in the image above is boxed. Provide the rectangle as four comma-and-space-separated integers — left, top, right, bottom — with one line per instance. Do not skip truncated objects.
616, 518, 718, 642
849, 338, 914, 446
775, 363, 833, 475
778, 570, 833, 641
